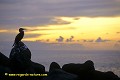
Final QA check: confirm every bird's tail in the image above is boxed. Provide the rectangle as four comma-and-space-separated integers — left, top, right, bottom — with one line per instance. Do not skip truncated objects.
12, 43, 15, 47
12, 42, 20, 47
12, 41, 16, 47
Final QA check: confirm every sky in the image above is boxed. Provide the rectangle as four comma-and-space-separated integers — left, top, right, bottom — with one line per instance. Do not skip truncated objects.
0, 0, 120, 51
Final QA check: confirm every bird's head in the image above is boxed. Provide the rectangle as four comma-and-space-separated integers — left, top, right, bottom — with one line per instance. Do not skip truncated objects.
19, 28, 26, 32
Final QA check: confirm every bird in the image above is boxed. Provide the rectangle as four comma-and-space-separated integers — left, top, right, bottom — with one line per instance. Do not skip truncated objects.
13, 28, 26, 47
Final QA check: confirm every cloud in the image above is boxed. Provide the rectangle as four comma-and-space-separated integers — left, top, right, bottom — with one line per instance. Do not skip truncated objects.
0, 29, 8, 33
48, 42, 84, 50
46, 39, 50, 42
95, 37, 110, 42
95, 37, 104, 42
83, 40, 94, 42
35, 39, 50, 42
24, 34, 45, 38
51, 17, 71, 25
0, 0, 120, 28
0, 0, 120, 43
56, 36, 64, 42
66, 36, 74, 42
116, 32, 120, 34
24, 26, 76, 32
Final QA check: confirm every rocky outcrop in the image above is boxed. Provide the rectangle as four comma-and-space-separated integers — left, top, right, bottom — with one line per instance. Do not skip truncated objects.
62, 60, 95, 79
92, 71, 120, 80
42, 61, 120, 80
9, 42, 33, 73
31, 61, 45, 74
0, 52, 10, 67
9, 42, 45, 74
0, 42, 45, 80
49, 62, 61, 71
62, 60, 119, 80
43, 62, 78, 80
0, 52, 11, 75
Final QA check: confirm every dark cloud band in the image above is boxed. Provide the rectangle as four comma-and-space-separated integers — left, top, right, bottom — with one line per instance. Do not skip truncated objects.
0, 0, 120, 28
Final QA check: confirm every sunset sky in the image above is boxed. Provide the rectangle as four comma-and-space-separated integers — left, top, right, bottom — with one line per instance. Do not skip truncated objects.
0, 0, 120, 50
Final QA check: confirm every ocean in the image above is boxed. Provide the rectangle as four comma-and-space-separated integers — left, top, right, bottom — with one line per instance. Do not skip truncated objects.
31, 50, 120, 77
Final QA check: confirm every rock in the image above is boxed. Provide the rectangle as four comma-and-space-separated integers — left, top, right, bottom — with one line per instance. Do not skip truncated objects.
49, 62, 61, 72
0, 52, 10, 67
92, 70, 120, 80
62, 60, 95, 79
84, 60, 95, 71
43, 69, 78, 80
9, 41, 31, 60
9, 42, 32, 73
31, 61, 45, 74
62, 60, 120, 80
0, 65, 12, 76
30, 62, 46, 80
0, 52, 11, 76
106, 71, 119, 79
43, 62, 78, 80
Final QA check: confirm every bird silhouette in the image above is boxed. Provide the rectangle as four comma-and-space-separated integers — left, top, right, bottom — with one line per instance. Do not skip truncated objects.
13, 28, 25, 47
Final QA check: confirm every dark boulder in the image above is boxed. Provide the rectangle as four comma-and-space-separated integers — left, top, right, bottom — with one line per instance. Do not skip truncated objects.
49, 62, 61, 72
9, 42, 31, 60
62, 60, 95, 79
31, 61, 45, 74
43, 62, 78, 80
9, 42, 33, 73
84, 60, 95, 71
105, 71, 119, 79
